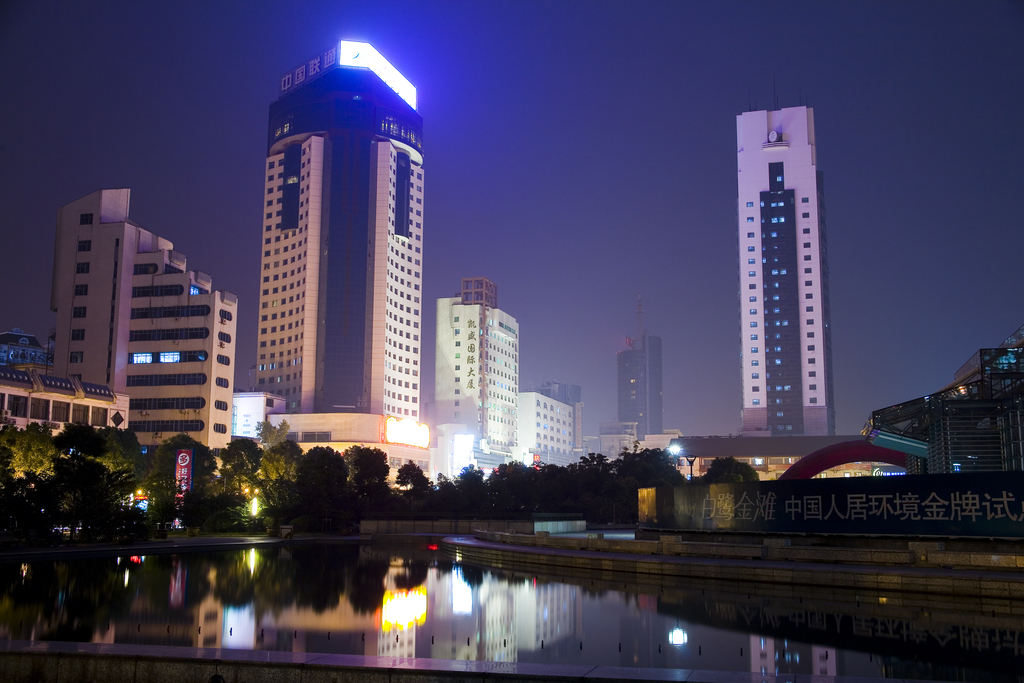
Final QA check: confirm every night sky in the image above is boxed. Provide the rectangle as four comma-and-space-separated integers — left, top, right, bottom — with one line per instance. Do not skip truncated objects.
1, 1, 1022, 440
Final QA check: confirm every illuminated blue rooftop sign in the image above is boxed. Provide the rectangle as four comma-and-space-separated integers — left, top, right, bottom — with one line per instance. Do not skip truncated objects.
279, 41, 417, 111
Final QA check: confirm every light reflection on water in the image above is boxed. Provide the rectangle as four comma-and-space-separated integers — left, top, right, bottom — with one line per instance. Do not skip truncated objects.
0, 544, 1019, 682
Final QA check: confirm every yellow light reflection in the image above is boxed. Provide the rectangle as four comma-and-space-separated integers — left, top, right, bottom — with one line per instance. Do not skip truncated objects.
381, 587, 427, 632
248, 547, 257, 575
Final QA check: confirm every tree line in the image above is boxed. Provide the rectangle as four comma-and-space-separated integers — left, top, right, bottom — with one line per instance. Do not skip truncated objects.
0, 421, 759, 542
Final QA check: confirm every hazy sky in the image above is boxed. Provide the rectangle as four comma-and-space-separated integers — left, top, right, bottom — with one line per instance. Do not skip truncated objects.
1, 1, 1021, 438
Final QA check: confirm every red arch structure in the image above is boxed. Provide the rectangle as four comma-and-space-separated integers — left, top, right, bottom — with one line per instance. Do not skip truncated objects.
777, 440, 907, 480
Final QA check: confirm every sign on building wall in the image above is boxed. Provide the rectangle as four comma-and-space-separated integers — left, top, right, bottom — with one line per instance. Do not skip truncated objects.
640, 472, 1024, 538
175, 449, 194, 492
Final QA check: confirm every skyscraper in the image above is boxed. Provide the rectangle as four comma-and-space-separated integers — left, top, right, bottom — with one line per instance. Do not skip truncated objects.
51, 189, 238, 452
255, 42, 424, 418
616, 300, 662, 440
434, 277, 520, 461
737, 106, 835, 436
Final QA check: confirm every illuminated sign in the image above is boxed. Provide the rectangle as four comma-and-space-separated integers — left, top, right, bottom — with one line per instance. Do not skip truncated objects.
385, 416, 429, 449
175, 449, 193, 492
381, 587, 427, 631
451, 433, 475, 476
280, 41, 417, 111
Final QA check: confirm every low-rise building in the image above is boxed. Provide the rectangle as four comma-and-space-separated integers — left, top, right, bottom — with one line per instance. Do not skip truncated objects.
516, 391, 577, 467
231, 392, 286, 439
0, 367, 127, 431
267, 412, 431, 478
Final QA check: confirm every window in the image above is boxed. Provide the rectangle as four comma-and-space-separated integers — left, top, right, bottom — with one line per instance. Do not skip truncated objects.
71, 328, 85, 341
77, 240, 91, 252
217, 355, 230, 366
71, 404, 89, 424
747, 246, 755, 252
131, 353, 153, 364
746, 217, 754, 222
750, 334, 758, 340
809, 371, 817, 377
806, 306, 814, 312
804, 255, 812, 261
749, 308, 757, 314
748, 284, 756, 290
752, 399, 760, 405
133, 263, 158, 275
807, 332, 815, 338
127, 373, 207, 387
76, 262, 90, 274
67, 351, 83, 363
91, 407, 108, 427
219, 309, 233, 321
803, 228, 810, 234
805, 293, 813, 299
7, 395, 27, 418
749, 296, 756, 302
805, 268, 812, 274
809, 384, 817, 390
751, 360, 759, 366
803, 242, 811, 248
752, 386, 759, 392
74, 284, 88, 296
79, 213, 93, 225
751, 373, 759, 379
214, 400, 228, 411
747, 232, 755, 238
216, 377, 230, 388
746, 201, 754, 207
802, 212, 810, 218
750, 322, 757, 327
218, 332, 231, 343
52, 401, 70, 422
748, 271, 756, 277
213, 423, 228, 434
807, 345, 816, 351
751, 347, 758, 353
808, 358, 816, 364
748, 259, 755, 264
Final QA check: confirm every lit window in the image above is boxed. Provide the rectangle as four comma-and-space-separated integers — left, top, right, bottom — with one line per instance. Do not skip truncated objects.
751, 373, 759, 379
747, 232, 755, 238
132, 353, 152, 364
750, 334, 758, 340
746, 202, 754, 207
748, 271, 756, 277
160, 352, 180, 363
751, 360, 759, 366
751, 347, 758, 353
752, 399, 760, 405
746, 217, 754, 222
747, 246, 755, 252
750, 322, 757, 328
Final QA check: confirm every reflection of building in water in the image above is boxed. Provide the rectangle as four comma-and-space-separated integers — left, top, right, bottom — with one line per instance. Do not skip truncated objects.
426, 566, 578, 663
513, 581, 576, 651
750, 636, 826, 676
750, 635, 775, 676
812, 645, 836, 677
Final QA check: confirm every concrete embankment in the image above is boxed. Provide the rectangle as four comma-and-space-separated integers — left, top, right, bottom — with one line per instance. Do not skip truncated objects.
445, 532, 1024, 601
0, 640, 949, 683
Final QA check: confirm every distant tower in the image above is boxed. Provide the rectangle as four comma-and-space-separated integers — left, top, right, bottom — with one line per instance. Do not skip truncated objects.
737, 106, 835, 436
616, 297, 662, 440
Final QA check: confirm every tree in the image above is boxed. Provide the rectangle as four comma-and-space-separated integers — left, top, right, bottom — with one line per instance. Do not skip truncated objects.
295, 446, 350, 525
219, 439, 263, 492
702, 456, 760, 483
145, 434, 216, 526
259, 439, 302, 528
97, 427, 145, 481
395, 462, 430, 503
2, 423, 59, 476
256, 420, 290, 449
345, 446, 391, 503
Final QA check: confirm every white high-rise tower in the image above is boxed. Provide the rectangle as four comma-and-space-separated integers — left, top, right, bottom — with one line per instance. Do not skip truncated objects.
737, 106, 835, 436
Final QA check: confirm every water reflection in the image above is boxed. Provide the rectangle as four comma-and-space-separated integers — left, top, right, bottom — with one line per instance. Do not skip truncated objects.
0, 545, 1019, 681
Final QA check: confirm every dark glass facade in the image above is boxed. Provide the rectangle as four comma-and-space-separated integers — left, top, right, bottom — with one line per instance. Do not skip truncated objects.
761, 162, 804, 434
267, 68, 423, 413
617, 332, 663, 440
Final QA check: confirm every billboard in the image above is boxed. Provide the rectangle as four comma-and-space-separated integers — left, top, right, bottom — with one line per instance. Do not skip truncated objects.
639, 472, 1024, 538
175, 449, 194, 492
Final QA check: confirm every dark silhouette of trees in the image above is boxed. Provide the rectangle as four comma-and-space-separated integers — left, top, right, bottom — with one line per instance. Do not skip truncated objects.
702, 456, 760, 483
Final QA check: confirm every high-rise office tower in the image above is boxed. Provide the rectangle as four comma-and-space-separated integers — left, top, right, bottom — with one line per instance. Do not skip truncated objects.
51, 189, 238, 452
737, 106, 835, 436
435, 278, 519, 450
616, 300, 662, 440
255, 42, 424, 418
